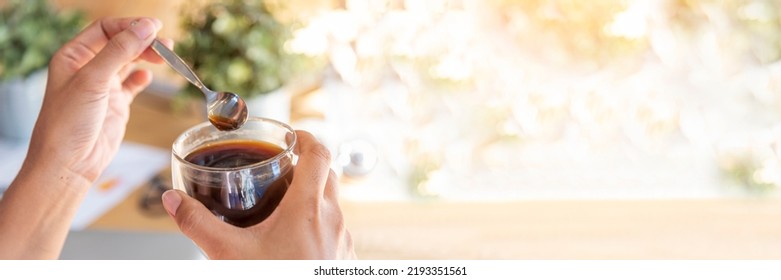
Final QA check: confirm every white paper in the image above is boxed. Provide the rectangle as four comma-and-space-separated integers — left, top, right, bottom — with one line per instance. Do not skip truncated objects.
71, 142, 169, 229
0, 140, 169, 230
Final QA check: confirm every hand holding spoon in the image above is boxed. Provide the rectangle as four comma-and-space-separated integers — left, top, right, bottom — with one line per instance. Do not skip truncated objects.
150, 39, 248, 131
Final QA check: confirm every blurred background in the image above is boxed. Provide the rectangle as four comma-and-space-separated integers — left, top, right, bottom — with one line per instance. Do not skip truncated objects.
3, 0, 781, 259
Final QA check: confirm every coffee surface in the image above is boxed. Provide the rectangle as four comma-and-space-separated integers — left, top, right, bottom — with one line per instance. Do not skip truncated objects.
185, 140, 283, 168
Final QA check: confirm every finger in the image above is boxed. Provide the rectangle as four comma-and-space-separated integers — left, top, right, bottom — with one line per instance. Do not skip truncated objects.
73, 17, 160, 56
340, 230, 357, 259
50, 17, 159, 73
78, 18, 159, 80
289, 130, 332, 200
323, 169, 339, 200
162, 190, 235, 258
117, 62, 137, 82
122, 69, 152, 97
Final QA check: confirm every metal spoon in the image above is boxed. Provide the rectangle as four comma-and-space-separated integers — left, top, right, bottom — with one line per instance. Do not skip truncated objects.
150, 39, 248, 131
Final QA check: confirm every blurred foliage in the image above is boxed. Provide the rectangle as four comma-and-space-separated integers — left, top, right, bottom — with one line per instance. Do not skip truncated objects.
0, 0, 85, 81
658, 0, 781, 65
176, 0, 312, 99
494, 0, 641, 64
492, 0, 781, 65
288, 0, 781, 197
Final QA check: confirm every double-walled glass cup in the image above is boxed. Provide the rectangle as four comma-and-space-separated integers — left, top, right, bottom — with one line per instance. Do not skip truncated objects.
171, 117, 296, 227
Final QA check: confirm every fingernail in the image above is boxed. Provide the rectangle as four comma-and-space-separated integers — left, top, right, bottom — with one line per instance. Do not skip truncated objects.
129, 18, 155, 39
162, 190, 182, 217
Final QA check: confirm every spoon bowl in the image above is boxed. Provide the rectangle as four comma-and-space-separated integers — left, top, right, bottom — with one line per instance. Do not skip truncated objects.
150, 39, 249, 131
207, 91, 248, 130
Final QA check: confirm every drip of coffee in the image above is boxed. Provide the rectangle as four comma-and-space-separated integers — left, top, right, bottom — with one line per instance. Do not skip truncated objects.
183, 140, 293, 227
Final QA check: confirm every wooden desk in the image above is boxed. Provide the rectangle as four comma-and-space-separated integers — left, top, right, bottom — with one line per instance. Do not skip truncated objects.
90, 93, 781, 259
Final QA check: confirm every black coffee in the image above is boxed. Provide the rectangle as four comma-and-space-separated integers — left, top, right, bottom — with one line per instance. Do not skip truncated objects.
185, 140, 282, 168
184, 140, 292, 227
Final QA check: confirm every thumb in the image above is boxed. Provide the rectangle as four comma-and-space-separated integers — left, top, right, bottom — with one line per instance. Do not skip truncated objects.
162, 190, 234, 256
80, 18, 158, 79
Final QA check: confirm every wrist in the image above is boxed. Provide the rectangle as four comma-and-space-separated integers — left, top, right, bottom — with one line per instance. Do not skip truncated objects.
0, 149, 92, 259
23, 136, 95, 189
17, 150, 93, 196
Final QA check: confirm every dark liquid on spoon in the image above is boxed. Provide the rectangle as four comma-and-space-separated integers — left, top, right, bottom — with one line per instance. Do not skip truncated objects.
209, 115, 242, 131
207, 93, 248, 131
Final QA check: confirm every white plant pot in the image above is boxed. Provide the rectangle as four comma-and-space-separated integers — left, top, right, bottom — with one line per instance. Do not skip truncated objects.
0, 68, 47, 142
244, 86, 291, 124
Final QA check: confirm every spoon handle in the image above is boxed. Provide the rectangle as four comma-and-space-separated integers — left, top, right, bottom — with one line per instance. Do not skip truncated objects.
150, 39, 206, 91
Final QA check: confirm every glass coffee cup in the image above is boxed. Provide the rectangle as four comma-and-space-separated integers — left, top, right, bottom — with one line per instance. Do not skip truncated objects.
171, 117, 296, 227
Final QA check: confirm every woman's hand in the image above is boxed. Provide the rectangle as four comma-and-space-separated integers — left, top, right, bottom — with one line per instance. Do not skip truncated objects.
162, 131, 356, 259
29, 17, 170, 182
0, 17, 170, 259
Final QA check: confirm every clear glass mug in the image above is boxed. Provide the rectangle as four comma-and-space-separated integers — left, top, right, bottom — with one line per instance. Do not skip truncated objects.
171, 117, 296, 227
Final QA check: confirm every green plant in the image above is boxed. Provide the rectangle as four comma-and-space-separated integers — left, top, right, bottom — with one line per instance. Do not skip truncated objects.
0, 0, 85, 81
176, 0, 299, 99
